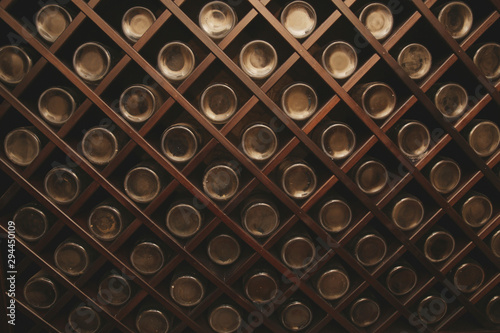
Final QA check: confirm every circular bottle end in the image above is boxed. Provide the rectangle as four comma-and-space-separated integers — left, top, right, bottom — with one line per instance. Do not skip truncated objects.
355, 234, 387, 267
209, 304, 241, 333
136, 309, 170, 333
242, 201, 280, 237
130, 242, 164, 275
487, 296, 500, 324
0, 45, 32, 84
73, 42, 111, 82
438, 2, 473, 39
397, 121, 431, 160
398, 43, 432, 80
166, 203, 202, 238
461, 195, 493, 228
281, 301, 312, 331
82, 127, 119, 165
281, 82, 318, 121
429, 159, 461, 194
24, 276, 58, 309
98, 274, 131, 306
468, 121, 500, 157
391, 197, 425, 231
54, 242, 89, 276
208, 234, 241, 265
241, 123, 278, 161
35, 4, 72, 43
453, 262, 484, 293
199, 1, 237, 40
355, 160, 388, 195
320, 123, 356, 160
319, 199, 352, 233
68, 306, 101, 333
359, 3, 394, 40
124, 166, 161, 204
88, 205, 123, 241
170, 275, 205, 307
280, 1, 317, 39
44, 166, 81, 205
473, 43, 500, 80
322, 41, 357, 79
161, 124, 199, 163
350, 298, 380, 328
119, 85, 157, 123
158, 41, 195, 82
4, 128, 41, 167
122, 6, 156, 43
386, 266, 417, 296
417, 296, 447, 324
434, 83, 468, 119
281, 162, 317, 199
240, 40, 278, 79
200, 83, 238, 124
203, 164, 239, 201
245, 272, 278, 304
316, 269, 350, 300
360, 82, 396, 120
281, 236, 316, 269
13, 206, 49, 242
424, 231, 455, 263
38, 87, 76, 126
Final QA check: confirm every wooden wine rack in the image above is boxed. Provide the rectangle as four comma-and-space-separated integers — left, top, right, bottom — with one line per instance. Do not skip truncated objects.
0, 0, 499, 332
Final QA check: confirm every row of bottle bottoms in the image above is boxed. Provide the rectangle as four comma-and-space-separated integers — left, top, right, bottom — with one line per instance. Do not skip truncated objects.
6, 114, 498, 166
11, 166, 498, 242
5, 72, 493, 130
1, 39, 499, 120
2, 1, 485, 45
22, 244, 500, 331
13, 195, 500, 266
4, 119, 499, 205
2, 1, 499, 86
19, 222, 500, 275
